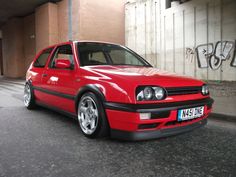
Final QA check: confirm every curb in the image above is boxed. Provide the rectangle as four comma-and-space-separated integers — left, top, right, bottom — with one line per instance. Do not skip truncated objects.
1, 80, 25, 86
4, 81, 25, 86
209, 113, 236, 123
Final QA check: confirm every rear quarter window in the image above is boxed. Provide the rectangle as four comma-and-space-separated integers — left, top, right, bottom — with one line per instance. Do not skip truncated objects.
33, 48, 53, 68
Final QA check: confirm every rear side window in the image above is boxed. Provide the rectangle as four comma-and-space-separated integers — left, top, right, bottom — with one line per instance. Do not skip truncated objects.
33, 48, 53, 68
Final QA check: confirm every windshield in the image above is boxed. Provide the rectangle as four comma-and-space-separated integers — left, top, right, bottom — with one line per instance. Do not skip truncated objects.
77, 42, 152, 67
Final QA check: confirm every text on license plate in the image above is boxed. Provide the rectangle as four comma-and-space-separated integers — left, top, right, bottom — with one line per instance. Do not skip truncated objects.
178, 106, 204, 121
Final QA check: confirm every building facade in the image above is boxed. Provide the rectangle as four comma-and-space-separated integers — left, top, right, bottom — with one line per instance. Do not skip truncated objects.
0, 0, 125, 78
125, 0, 236, 81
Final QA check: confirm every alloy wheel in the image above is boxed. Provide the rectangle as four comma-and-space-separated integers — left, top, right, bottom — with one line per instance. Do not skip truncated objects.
78, 96, 99, 135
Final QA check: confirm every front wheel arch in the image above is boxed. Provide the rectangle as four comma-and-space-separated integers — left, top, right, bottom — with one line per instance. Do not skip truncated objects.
75, 84, 106, 114
76, 91, 110, 138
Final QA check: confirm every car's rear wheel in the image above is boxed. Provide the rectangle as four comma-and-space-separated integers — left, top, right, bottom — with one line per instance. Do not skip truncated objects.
24, 83, 36, 109
77, 92, 109, 138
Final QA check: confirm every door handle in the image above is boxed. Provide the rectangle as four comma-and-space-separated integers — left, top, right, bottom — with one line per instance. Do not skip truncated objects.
42, 73, 48, 77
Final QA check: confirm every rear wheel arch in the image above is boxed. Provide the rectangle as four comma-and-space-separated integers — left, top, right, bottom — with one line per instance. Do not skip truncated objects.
25, 79, 33, 87
24, 80, 36, 109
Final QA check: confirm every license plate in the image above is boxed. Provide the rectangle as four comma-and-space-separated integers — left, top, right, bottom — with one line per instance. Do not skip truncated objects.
178, 106, 204, 121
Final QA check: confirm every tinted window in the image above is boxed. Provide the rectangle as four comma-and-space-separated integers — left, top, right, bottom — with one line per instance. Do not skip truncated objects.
33, 48, 53, 68
109, 49, 144, 66
88, 51, 107, 64
80, 50, 108, 66
78, 43, 151, 67
49, 45, 74, 68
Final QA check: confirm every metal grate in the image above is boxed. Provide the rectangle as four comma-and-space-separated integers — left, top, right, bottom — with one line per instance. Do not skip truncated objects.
166, 86, 202, 96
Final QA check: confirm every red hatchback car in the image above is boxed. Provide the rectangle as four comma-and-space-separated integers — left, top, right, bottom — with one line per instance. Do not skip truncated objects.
24, 41, 214, 140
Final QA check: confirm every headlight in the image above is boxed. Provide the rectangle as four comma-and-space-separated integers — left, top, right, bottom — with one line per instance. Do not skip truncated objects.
136, 86, 166, 101
153, 87, 165, 100
202, 84, 209, 95
143, 87, 153, 100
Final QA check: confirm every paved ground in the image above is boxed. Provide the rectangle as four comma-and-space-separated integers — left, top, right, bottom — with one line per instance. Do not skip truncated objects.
0, 79, 236, 177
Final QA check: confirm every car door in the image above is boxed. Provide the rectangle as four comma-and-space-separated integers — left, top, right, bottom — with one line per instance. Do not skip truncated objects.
40, 44, 78, 114
29, 47, 54, 101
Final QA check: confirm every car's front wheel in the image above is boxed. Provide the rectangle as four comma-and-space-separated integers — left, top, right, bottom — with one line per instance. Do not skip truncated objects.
24, 83, 36, 109
77, 92, 109, 138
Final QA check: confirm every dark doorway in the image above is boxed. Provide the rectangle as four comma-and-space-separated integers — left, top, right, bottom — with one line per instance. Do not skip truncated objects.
0, 39, 3, 75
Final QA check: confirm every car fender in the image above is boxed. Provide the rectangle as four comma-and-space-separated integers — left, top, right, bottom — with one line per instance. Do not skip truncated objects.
75, 84, 106, 113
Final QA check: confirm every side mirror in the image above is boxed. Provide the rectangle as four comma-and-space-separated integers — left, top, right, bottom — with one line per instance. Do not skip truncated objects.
55, 58, 72, 69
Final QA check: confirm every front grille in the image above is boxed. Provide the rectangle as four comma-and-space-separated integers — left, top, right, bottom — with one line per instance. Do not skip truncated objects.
138, 123, 159, 129
165, 117, 201, 126
166, 86, 202, 96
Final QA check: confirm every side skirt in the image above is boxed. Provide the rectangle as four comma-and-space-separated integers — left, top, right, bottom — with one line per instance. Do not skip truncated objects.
35, 101, 77, 120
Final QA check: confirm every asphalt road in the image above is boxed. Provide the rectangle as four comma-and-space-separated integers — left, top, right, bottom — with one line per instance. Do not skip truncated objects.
0, 79, 236, 177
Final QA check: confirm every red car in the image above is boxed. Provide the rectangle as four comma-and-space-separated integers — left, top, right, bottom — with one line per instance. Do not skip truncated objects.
24, 41, 214, 140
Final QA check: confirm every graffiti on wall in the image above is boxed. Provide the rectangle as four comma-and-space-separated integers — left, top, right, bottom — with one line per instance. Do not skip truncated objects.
185, 47, 195, 63
194, 41, 236, 70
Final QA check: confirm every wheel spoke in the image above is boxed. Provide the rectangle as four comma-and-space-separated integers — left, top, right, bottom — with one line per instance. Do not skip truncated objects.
91, 108, 98, 117
85, 120, 90, 127
82, 119, 88, 128
79, 105, 87, 114
87, 99, 93, 108
89, 119, 96, 130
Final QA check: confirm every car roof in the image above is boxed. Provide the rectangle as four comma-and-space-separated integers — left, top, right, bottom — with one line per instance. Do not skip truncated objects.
41, 40, 123, 52
74, 40, 122, 46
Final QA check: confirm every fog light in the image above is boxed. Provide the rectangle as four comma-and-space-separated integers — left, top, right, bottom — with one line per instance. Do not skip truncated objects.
139, 113, 151, 120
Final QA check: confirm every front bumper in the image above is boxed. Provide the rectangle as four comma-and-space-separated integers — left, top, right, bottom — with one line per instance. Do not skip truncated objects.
110, 119, 207, 141
104, 97, 214, 140
104, 97, 214, 113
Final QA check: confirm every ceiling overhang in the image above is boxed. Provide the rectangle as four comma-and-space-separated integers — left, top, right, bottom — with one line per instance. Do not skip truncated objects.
0, 0, 61, 27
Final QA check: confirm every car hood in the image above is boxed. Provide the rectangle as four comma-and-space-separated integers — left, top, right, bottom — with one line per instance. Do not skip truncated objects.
81, 65, 204, 87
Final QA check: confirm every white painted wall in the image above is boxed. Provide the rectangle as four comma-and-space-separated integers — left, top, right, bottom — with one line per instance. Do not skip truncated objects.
125, 0, 236, 81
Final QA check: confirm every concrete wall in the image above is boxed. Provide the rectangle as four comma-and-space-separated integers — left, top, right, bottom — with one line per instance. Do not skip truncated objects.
1, 14, 36, 78
125, 0, 236, 81
2, 18, 25, 78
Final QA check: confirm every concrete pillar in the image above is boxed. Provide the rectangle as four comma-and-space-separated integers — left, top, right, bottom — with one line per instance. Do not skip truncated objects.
0, 39, 3, 76
23, 14, 36, 73
0, 31, 2, 75
75, 0, 125, 45
2, 18, 25, 78
57, 0, 69, 42
35, 2, 58, 53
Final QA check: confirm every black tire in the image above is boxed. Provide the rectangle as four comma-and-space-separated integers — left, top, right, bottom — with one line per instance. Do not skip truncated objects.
24, 83, 36, 110
77, 92, 109, 138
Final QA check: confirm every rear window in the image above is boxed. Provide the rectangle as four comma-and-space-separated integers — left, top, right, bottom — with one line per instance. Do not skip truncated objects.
33, 48, 53, 68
